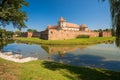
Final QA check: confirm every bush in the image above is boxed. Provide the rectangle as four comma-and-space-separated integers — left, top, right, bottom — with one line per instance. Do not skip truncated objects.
77, 35, 90, 38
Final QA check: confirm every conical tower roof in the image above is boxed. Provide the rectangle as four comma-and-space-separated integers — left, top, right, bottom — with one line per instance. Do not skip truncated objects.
80, 24, 87, 28
59, 17, 66, 22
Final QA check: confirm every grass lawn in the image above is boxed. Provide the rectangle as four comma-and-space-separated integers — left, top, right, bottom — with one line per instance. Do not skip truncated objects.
15, 37, 115, 45
0, 58, 120, 80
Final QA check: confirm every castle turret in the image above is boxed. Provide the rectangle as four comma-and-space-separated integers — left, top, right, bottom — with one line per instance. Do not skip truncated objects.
59, 17, 66, 22
80, 24, 88, 31
46, 25, 51, 30
58, 17, 66, 28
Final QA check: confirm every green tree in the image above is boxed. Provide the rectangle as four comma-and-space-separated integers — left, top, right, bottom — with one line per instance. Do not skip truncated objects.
0, 0, 28, 30
98, 29, 103, 32
6, 31, 14, 38
27, 29, 38, 32
0, 28, 6, 39
102, 0, 120, 47
104, 29, 108, 31
27, 29, 33, 32
109, 0, 120, 47
111, 28, 115, 36
109, 0, 120, 38
103, 28, 111, 32
0, 28, 3, 39
15, 30, 22, 37
33, 29, 38, 32
93, 30, 98, 32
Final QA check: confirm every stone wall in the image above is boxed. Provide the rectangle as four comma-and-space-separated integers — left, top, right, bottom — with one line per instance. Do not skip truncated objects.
21, 32, 28, 37
40, 30, 49, 40
21, 32, 40, 38
46, 29, 99, 40
22, 30, 112, 40
102, 31, 112, 37
32, 32, 41, 37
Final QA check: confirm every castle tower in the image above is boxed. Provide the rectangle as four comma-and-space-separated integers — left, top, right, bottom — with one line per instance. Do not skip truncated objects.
46, 25, 51, 30
58, 17, 66, 28
80, 24, 88, 31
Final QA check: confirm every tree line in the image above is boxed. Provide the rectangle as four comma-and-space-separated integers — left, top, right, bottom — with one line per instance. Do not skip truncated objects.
0, 28, 39, 39
0, 28, 14, 39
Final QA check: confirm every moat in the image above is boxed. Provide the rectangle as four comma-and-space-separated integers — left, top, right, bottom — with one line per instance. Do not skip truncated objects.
0, 41, 120, 71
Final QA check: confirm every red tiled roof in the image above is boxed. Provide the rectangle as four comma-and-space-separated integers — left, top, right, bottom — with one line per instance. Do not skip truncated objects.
47, 25, 58, 29
66, 22, 79, 28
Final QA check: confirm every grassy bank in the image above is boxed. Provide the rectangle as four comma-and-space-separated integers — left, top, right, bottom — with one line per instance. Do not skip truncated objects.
0, 58, 120, 80
15, 37, 115, 45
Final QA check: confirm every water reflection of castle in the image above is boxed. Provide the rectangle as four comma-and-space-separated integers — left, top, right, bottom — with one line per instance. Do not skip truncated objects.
41, 45, 88, 57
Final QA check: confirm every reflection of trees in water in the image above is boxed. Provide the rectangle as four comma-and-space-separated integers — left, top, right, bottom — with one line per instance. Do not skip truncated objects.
0, 39, 14, 51
50, 54, 120, 71
104, 40, 114, 45
115, 38, 120, 47
0, 39, 6, 51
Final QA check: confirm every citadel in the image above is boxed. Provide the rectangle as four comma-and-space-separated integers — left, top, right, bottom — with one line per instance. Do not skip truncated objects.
22, 17, 111, 40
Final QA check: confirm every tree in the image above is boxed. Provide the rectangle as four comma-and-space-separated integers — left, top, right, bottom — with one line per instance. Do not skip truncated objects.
6, 31, 14, 38
0, 0, 28, 30
93, 29, 99, 32
104, 29, 109, 31
33, 29, 38, 32
0, 28, 3, 39
27, 29, 33, 32
102, 0, 120, 47
108, 0, 120, 47
103, 28, 111, 32
109, 0, 120, 38
15, 30, 22, 37
111, 28, 115, 36
98, 29, 103, 32
27, 29, 38, 32
0, 28, 6, 39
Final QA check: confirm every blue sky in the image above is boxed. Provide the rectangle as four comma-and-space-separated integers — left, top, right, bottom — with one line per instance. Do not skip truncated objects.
6, 0, 111, 32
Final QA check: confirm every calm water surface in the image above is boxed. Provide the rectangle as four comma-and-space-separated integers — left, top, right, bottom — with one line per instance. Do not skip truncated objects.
1, 41, 120, 71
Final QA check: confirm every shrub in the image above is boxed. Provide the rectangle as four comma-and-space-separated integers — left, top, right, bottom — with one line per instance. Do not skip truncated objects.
77, 35, 90, 38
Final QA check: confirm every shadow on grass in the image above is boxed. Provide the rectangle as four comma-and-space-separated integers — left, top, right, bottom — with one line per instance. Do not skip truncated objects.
42, 55, 120, 80
52, 54, 120, 71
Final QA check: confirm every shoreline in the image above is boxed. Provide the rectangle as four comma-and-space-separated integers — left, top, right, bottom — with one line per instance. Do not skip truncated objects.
15, 37, 115, 45
0, 52, 38, 63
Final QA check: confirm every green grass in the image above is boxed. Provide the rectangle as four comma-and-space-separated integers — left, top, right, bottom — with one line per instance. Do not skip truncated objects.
15, 37, 115, 45
0, 58, 120, 80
